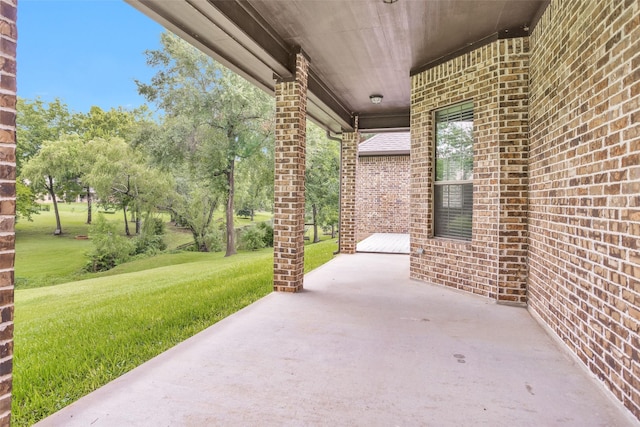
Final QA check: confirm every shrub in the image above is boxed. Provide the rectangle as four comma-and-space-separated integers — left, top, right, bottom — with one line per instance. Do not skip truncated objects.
203, 229, 224, 252
133, 233, 167, 256
146, 217, 166, 236
236, 207, 252, 218
239, 225, 266, 251
133, 217, 168, 255
86, 215, 134, 272
256, 221, 273, 247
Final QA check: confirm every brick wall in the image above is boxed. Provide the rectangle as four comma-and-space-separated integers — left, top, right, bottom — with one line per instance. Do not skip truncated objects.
273, 53, 308, 292
410, 37, 529, 303
0, 0, 15, 423
339, 132, 359, 254
528, 0, 640, 419
356, 154, 410, 241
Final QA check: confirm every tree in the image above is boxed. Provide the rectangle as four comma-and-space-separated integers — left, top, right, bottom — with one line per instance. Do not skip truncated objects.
16, 181, 39, 222
137, 32, 274, 256
75, 106, 138, 140
305, 124, 340, 243
21, 135, 83, 235
84, 137, 172, 236
16, 98, 75, 224
76, 105, 152, 224
166, 179, 221, 252
435, 120, 473, 181
235, 143, 274, 221
16, 97, 76, 175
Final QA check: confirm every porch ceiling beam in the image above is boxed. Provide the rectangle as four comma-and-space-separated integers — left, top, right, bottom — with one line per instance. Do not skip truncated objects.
205, 0, 292, 79
307, 70, 354, 132
210, 0, 354, 131
127, 0, 355, 133
357, 112, 411, 133
127, 0, 275, 92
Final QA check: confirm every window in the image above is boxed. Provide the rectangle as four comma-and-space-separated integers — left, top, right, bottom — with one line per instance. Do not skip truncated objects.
434, 102, 473, 240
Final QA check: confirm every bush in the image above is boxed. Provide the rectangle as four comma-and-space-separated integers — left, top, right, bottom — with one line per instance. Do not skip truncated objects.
256, 221, 273, 247
86, 215, 134, 272
237, 207, 252, 218
146, 217, 166, 236
239, 225, 266, 251
203, 229, 224, 252
133, 217, 167, 255
133, 233, 167, 256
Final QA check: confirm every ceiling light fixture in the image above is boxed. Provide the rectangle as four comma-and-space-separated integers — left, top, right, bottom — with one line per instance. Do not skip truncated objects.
382, 0, 398, 3
370, 94, 383, 104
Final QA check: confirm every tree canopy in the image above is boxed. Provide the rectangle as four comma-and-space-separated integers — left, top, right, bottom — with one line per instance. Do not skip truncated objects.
137, 32, 274, 256
84, 137, 172, 236
305, 124, 340, 242
21, 134, 83, 235
16, 97, 76, 175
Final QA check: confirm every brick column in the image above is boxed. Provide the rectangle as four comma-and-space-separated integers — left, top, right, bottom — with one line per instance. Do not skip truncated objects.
339, 132, 359, 254
273, 53, 308, 292
0, 1, 16, 424
496, 38, 529, 304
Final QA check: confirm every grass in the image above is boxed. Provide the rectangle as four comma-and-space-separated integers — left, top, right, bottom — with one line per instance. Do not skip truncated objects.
12, 207, 337, 426
15, 203, 273, 289
15, 204, 95, 288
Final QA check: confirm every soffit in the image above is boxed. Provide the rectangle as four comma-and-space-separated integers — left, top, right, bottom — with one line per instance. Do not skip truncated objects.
125, 0, 547, 133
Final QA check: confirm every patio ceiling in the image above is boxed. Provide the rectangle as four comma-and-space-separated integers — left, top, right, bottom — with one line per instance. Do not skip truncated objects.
125, 0, 548, 133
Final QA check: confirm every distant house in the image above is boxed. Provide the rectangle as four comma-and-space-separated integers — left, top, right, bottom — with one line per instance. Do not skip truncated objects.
356, 133, 410, 241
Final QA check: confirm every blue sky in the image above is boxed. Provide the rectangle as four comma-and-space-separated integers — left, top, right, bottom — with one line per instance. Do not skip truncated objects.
18, 1, 164, 113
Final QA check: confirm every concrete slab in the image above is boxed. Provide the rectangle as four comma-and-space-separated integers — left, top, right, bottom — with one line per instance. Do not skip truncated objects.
357, 233, 410, 254
36, 254, 636, 427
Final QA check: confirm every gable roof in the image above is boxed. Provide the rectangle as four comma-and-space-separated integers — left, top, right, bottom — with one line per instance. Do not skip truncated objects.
359, 132, 410, 157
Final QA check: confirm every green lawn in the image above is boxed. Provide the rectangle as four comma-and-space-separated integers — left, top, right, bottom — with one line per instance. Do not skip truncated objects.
15, 204, 96, 288
12, 205, 337, 426
15, 203, 273, 289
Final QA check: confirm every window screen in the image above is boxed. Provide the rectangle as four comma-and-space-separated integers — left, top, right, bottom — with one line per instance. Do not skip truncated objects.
434, 102, 473, 240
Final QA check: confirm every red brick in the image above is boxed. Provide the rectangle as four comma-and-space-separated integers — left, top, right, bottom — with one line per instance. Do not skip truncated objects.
0, 146, 14, 162
0, 3, 16, 22
0, 6, 16, 419
273, 53, 308, 292
340, 132, 359, 254
0, 129, 14, 144
0, 201, 13, 216
0, 183, 13, 198
0, 110, 14, 127
0, 287, 13, 306
526, 0, 640, 420
356, 153, 409, 240
0, 165, 14, 180
0, 20, 16, 39
0, 94, 14, 109
0, 235, 12, 252
0, 253, 13, 270
0, 323, 12, 342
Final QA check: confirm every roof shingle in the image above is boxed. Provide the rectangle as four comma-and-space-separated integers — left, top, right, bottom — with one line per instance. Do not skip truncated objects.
358, 132, 410, 156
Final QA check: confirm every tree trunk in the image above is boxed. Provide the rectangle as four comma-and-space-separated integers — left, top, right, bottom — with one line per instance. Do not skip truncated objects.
48, 176, 62, 235
192, 230, 209, 252
86, 186, 92, 224
123, 204, 130, 236
331, 224, 336, 239
250, 208, 254, 222
224, 160, 237, 257
135, 208, 141, 235
312, 203, 319, 243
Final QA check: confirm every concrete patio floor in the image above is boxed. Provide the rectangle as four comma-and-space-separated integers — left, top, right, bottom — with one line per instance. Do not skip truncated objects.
36, 254, 636, 426
357, 233, 410, 254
